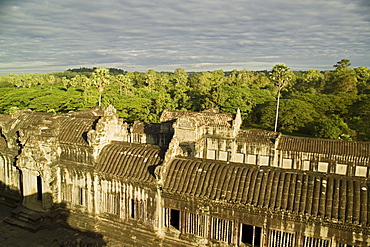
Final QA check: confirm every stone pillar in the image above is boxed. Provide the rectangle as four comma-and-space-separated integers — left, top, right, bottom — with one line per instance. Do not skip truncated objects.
93, 174, 100, 215
229, 140, 237, 163
262, 217, 268, 247
0, 156, 8, 187
55, 167, 62, 203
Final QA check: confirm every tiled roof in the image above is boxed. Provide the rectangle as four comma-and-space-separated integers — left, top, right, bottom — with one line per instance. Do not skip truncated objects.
57, 116, 99, 145
237, 129, 279, 146
60, 145, 94, 165
163, 158, 369, 226
96, 142, 164, 184
160, 110, 234, 127
0, 110, 106, 147
279, 136, 370, 158
3, 111, 53, 138
65, 106, 105, 117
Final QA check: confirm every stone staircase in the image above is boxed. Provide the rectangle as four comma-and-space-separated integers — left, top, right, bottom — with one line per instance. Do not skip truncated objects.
0, 190, 21, 208
3, 204, 55, 232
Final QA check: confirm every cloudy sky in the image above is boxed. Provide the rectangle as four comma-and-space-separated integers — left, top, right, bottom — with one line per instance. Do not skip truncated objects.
0, 0, 369, 74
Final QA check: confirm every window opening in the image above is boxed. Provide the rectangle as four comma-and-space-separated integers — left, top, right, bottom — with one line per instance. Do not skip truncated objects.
164, 208, 181, 230
185, 212, 208, 237
303, 236, 329, 247
241, 224, 261, 246
130, 199, 135, 218
37, 175, 42, 201
211, 217, 233, 243
269, 230, 295, 247
170, 209, 180, 230
79, 187, 84, 205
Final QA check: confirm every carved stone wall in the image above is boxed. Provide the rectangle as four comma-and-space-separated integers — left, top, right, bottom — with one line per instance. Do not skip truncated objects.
0, 106, 368, 246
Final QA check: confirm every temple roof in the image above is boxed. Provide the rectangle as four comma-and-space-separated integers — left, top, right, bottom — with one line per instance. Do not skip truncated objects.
278, 136, 370, 158
96, 142, 164, 184
63, 106, 108, 118
0, 111, 53, 139
57, 115, 99, 145
0, 109, 102, 146
236, 129, 370, 159
237, 129, 279, 146
163, 157, 369, 226
160, 109, 234, 127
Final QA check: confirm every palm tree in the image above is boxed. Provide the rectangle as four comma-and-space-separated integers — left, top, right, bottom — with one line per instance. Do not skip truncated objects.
269, 64, 294, 132
116, 74, 132, 96
91, 68, 110, 106
47, 75, 55, 90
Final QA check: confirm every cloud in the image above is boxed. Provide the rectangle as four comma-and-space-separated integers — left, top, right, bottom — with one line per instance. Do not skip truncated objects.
0, 0, 369, 74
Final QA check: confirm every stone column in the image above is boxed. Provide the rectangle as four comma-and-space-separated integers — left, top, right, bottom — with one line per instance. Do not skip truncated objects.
262, 217, 268, 247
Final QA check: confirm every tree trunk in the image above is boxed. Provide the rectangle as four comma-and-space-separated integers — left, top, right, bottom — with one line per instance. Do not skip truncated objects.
274, 89, 281, 132
99, 92, 102, 106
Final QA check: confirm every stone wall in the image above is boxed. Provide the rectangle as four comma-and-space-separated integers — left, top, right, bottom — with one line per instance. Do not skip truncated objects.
0, 106, 368, 246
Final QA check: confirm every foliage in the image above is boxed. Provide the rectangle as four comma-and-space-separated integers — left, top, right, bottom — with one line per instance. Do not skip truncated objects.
91, 68, 111, 106
333, 59, 351, 70
1, 59, 369, 141
269, 64, 295, 131
269, 64, 295, 90
109, 95, 152, 122
295, 70, 324, 93
259, 99, 317, 133
347, 95, 370, 141
354, 67, 370, 94
312, 115, 354, 140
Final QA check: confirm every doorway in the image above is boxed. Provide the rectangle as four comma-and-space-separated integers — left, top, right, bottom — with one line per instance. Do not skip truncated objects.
37, 175, 42, 201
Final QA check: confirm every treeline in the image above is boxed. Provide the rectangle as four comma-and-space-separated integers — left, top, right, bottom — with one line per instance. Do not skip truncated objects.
0, 59, 369, 141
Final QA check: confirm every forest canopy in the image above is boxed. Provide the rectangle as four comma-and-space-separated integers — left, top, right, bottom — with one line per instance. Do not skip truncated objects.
1, 59, 369, 141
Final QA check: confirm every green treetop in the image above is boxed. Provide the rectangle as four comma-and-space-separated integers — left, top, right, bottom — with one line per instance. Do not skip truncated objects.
269, 64, 294, 132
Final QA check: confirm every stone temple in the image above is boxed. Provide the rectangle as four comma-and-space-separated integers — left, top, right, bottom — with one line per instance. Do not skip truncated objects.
0, 105, 369, 246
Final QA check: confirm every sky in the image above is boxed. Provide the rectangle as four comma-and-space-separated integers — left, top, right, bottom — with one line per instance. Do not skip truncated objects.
0, 0, 369, 74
